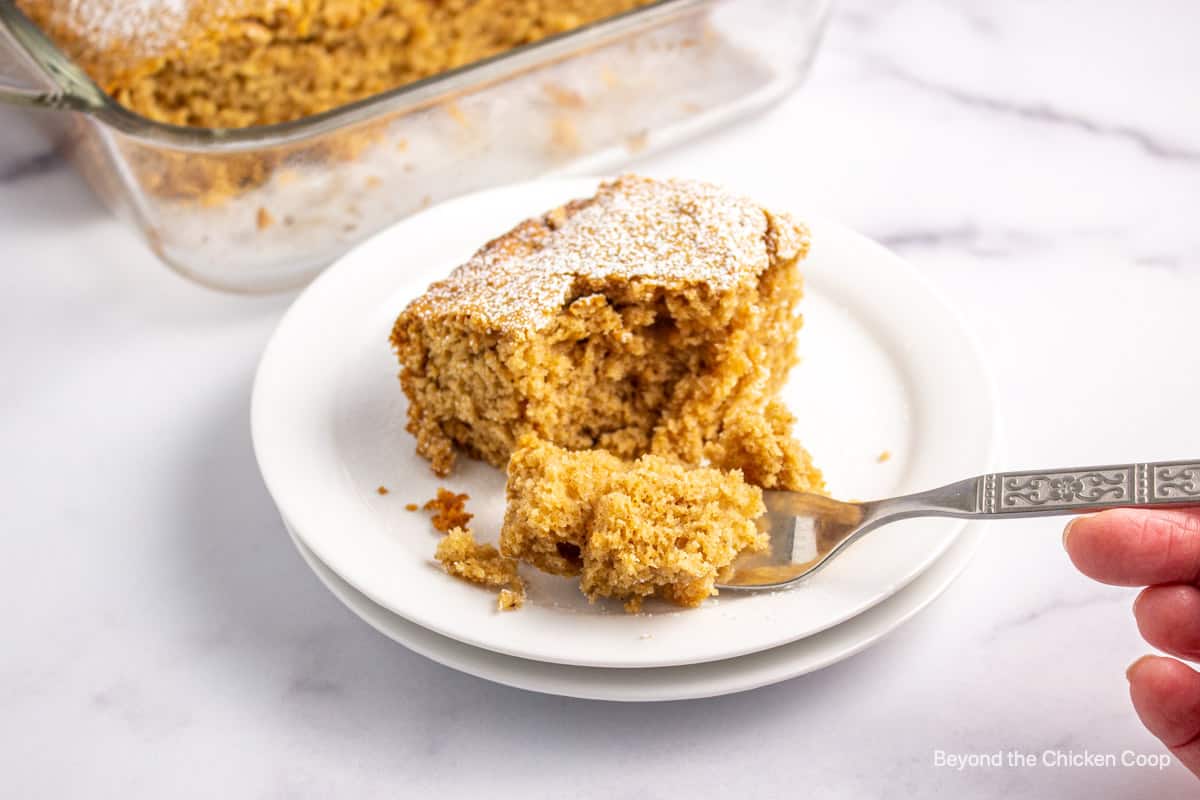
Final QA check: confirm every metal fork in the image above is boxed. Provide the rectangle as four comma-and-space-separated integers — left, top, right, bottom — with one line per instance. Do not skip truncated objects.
718, 459, 1200, 590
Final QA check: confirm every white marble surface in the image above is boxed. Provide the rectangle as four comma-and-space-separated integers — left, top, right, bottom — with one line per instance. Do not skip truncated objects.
3, 0, 1199, 796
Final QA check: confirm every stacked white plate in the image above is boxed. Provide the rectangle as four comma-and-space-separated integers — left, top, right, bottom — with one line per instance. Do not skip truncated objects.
252, 179, 996, 701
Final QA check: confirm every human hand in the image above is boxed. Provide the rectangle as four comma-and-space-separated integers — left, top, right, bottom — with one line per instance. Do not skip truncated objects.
1064, 509, 1200, 778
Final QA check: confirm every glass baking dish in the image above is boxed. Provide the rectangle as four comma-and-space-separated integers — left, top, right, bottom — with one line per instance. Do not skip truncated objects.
0, 0, 832, 293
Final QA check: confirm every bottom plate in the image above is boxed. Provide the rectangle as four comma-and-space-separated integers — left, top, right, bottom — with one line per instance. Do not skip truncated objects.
286, 518, 984, 702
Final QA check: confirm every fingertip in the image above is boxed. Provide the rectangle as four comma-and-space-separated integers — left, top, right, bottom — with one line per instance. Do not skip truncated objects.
1132, 584, 1200, 662
1127, 656, 1200, 779
1062, 510, 1111, 576
1063, 508, 1200, 586
1127, 655, 1200, 747
1127, 653, 1156, 682
1062, 515, 1082, 551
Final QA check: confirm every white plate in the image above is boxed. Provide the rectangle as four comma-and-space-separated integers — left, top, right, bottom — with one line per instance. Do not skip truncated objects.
287, 515, 985, 701
252, 177, 996, 669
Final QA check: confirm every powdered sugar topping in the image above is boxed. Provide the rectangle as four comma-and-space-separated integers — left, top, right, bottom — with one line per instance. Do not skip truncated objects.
407, 175, 807, 331
45, 0, 190, 52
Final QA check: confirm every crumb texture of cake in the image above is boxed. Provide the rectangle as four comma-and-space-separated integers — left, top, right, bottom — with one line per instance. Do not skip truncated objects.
434, 526, 525, 611
392, 174, 822, 491
16, 0, 651, 128
705, 399, 823, 491
501, 436, 766, 612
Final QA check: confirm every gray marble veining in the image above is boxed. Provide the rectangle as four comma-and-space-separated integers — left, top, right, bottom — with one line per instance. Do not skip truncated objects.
872, 58, 1200, 162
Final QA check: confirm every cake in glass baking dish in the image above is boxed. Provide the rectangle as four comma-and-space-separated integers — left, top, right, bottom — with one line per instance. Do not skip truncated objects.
14, 0, 652, 127
390, 174, 824, 493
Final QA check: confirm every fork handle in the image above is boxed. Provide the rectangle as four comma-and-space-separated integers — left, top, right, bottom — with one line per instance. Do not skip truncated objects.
882, 460, 1200, 520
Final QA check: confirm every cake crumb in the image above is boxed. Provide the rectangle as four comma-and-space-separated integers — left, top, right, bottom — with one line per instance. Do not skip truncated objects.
435, 527, 526, 611
877, 450, 892, 463
256, 207, 274, 230
405, 503, 420, 511
549, 115, 582, 154
444, 101, 470, 127
498, 587, 525, 611
376, 485, 389, 495
424, 488, 472, 532
543, 82, 585, 109
435, 527, 518, 587
625, 129, 649, 154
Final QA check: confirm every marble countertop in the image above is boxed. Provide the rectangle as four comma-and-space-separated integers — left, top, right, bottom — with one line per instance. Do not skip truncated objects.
3, 0, 1199, 796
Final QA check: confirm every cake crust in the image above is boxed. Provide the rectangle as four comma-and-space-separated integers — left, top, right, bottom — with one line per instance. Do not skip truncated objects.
397, 174, 807, 332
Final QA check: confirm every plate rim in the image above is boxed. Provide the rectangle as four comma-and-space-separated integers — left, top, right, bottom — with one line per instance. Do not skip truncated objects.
251, 176, 999, 668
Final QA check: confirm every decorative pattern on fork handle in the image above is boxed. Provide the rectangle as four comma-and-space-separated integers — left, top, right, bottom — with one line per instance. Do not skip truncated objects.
977, 462, 1200, 513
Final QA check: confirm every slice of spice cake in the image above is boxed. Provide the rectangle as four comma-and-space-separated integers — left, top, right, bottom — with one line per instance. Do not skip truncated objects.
390, 174, 822, 491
